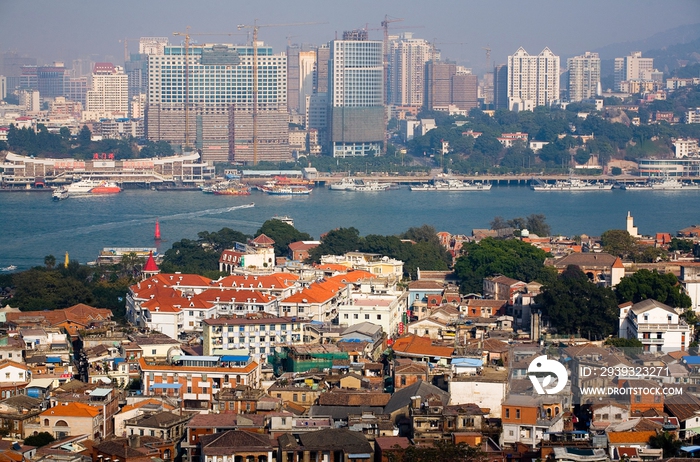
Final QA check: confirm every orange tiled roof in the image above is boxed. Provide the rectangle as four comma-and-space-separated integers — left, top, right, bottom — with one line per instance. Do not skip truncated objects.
607, 430, 657, 444
328, 270, 376, 283
392, 334, 454, 358
196, 289, 274, 305
315, 263, 351, 273
120, 398, 175, 413
147, 273, 213, 287
214, 273, 297, 289
41, 401, 101, 418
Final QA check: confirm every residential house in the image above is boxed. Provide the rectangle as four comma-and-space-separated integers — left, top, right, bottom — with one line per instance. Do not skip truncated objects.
546, 253, 625, 287
277, 428, 374, 462
320, 252, 404, 279
92, 435, 176, 462
139, 355, 260, 412
391, 334, 453, 365
619, 299, 691, 353
407, 281, 445, 319
200, 431, 274, 462
202, 315, 305, 363
213, 385, 280, 414
51, 386, 119, 438
394, 361, 429, 390
501, 395, 566, 448
383, 380, 449, 436
25, 401, 102, 439
449, 368, 509, 418
182, 413, 266, 462
0, 336, 26, 364
114, 399, 176, 438
680, 265, 700, 313
0, 361, 31, 398
463, 300, 508, 318
0, 394, 43, 439
288, 241, 321, 261
483, 276, 526, 303
213, 273, 299, 300
123, 410, 191, 443
219, 234, 276, 274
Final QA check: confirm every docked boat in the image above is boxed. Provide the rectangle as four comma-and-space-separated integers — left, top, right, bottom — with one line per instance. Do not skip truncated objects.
531, 177, 613, 191
622, 177, 700, 190
329, 178, 391, 191
410, 179, 492, 191
65, 179, 122, 195
212, 183, 251, 196
260, 185, 312, 195
52, 187, 69, 201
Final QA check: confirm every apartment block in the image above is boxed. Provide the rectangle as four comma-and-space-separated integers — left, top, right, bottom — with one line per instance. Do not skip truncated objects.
507, 47, 560, 111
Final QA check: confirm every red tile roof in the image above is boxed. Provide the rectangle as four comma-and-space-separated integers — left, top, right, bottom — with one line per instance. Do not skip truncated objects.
392, 334, 454, 358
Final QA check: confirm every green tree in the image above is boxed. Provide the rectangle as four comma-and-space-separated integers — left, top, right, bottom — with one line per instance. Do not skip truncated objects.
649, 431, 681, 458
11, 269, 94, 311
24, 432, 55, 448
197, 228, 249, 253
160, 238, 221, 276
535, 265, 619, 337
454, 237, 552, 294
669, 238, 694, 253
601, 229, 635, 258
307, 227, 362, 263
78, 125, 92, 146
525, 214, 551, 237
615, 269, 691, 308
44, 254, 56, 270
256, 219, 313, 256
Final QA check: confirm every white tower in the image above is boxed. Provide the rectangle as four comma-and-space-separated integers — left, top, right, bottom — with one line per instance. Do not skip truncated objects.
626, 211, 639, 238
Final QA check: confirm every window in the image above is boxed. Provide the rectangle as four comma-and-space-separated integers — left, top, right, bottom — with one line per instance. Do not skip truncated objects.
281, 417, 287, 425
344, 314, 349, 319
353, 314, 358, 319
151, 349, 157, 355
365, 314, 370, 320
505, 409, 510, 418
293, 393, 298, 401
516, 409, 520, 419
377, 314, 381, 320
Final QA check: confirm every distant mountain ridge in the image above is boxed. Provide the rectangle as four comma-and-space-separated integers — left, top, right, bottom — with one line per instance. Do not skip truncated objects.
593, 23, 700, 60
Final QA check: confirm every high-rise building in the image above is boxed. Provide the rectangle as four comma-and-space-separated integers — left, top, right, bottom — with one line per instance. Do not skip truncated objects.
287, 45, 316, 116
493, 64, 508, 110
66, 77, 88, 107
328, 31, 384, 157
37, 63, 69, 99
567, 52, 600, 102
1, 52, 37, 91
86, 63, 129, 118
507, 47, 560, 111
0, 76, 6, 101
424, 62, 478, 112
314, 45, 330, 94
388, 33, 432, 107
614, 52, 653, 92
146, 43, 288, 164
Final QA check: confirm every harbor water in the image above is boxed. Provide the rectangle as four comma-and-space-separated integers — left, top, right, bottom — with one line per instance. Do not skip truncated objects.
1, 185, 699, 271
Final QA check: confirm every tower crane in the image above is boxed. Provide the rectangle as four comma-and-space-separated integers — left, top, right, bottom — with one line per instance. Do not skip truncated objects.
172, 28, 247, 151
236, 20, 326, 165
482, 45, 491, 71
118, 38, 140, 63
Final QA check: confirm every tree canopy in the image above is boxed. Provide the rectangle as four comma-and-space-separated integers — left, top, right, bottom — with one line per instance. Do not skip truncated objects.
615, 269, 691, 308
535, 265, 619, 338
454, 237, 555, 294
256, 220, 313, 257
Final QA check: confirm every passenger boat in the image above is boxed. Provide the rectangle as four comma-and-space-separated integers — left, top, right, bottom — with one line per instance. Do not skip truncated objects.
531, 177, 612, 191
212, 184, 251, 196
260, 185, 312, 195
622, 177, 700, 190
329, 177, 390, 191
0, 265, 17, 272
410, 179, 492, 191
65, 179, 122, 195
52, 187, 69, 201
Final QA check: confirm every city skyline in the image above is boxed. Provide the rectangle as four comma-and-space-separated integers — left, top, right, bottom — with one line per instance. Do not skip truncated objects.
1, 0, 699, 75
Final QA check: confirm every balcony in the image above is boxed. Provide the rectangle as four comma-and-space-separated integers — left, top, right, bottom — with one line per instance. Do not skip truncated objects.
640, 337, 665, 344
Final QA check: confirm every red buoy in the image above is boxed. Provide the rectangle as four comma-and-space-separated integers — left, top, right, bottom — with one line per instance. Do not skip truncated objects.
154, 220, 161, 240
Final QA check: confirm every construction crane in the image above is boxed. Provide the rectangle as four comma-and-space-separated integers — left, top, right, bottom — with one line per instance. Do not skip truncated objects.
236, 20, 326, 165
118, 38, 140, 63
172, 28, 247, 151
380, 15, 403, 107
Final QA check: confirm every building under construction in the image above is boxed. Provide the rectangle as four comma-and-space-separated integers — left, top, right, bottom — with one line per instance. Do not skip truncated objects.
229, 110, 291, 163
146, 43, 287, 164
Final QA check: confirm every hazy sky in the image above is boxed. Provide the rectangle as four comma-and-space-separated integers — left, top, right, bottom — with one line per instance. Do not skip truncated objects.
1, 0, 699, 73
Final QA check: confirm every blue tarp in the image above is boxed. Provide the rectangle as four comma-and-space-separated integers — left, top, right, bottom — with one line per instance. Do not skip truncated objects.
451, 358, 483, 367
149, 383, 182, 390
113, 358, 125, 364
221, 355, 249, 362
683, 356, 700, 365
45, 357, 62, 363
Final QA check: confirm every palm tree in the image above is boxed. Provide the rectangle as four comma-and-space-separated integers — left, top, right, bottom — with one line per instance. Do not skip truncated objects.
44, 254, 56, 270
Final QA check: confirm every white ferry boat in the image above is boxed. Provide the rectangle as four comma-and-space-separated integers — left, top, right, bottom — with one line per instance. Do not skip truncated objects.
531, 177, 613, 191
411, 179, 492, 191
65, 179, 122, 196
622, 178, 700, 190
329, 178, 390, 191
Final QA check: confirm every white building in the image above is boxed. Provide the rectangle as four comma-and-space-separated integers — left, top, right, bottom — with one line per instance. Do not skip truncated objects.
329, 30, 384, 157
85, 63, 128, 118
202, 315, 306, 363
388, 32, 432, 107
567, 52, 600, 102
687, 108, 700, 124
680, 265, 700, 313
614, 52, 654, 92
674, 138, 699, 158
507, 47, 560, 111
618, 299, 691, 353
